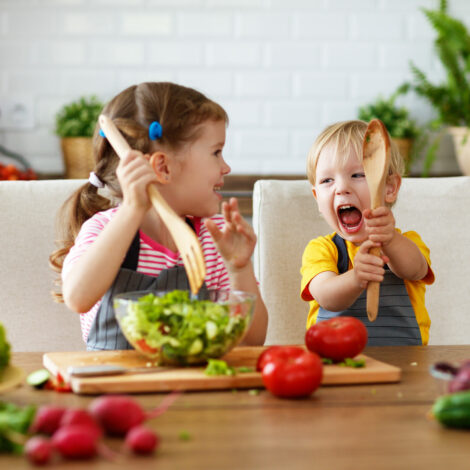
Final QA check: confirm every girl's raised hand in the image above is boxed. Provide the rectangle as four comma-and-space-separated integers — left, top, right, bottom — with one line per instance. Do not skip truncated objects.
116, 150, 158, 213
204, 197, 256, 271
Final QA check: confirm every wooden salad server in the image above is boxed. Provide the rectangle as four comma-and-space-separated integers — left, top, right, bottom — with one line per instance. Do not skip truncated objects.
98, 115, 206, 294
362, 119, 391, 322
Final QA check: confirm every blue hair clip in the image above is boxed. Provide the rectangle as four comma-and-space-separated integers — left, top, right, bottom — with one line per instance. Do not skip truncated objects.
148, 121, 162, 141
99, 129, 106, 138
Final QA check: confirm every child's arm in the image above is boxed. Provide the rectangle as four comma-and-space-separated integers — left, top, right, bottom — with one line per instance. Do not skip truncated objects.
364, 206, 428, 280
308, 239, 387, 311
204, 198, 268, 345
62, 150, 157, 313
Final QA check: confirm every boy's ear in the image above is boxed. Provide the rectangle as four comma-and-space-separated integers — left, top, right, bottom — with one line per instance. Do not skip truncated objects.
384, 173, 401, 204
149, 152, 170, 184
312, 188, 318, 200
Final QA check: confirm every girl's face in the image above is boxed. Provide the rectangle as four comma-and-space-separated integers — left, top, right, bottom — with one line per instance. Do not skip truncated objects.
167, 120, 230, 218
313, 142, 371, 244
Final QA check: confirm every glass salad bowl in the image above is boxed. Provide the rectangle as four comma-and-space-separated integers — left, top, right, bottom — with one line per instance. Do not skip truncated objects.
113, 289, 256, 366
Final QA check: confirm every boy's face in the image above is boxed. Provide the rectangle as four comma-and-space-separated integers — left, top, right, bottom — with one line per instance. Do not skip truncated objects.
313, 143, 371, 244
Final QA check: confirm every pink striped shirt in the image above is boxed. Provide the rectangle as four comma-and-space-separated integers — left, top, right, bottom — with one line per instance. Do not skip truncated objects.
62, 207, 230, 343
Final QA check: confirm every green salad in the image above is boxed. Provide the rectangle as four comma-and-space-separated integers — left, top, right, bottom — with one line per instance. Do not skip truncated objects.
118, 290, 249, 365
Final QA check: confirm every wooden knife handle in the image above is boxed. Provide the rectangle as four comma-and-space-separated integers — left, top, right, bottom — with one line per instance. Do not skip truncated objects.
366, 245, 381, 322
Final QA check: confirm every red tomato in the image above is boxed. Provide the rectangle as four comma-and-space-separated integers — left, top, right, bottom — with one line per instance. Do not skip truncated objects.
260, 346, 323, 398
305, 316, 368, 362
256, 345, 305, 372
3, 164, 18, 177
135, 339, 158, 354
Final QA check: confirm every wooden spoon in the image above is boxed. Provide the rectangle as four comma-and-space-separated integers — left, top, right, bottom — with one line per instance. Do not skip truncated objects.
362, 119, 391, 322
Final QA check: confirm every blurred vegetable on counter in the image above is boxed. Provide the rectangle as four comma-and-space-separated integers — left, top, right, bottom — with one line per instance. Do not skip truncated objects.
432, 390, 470, 429
0, 402, 36, 454
0, 323, 10, 372
0, 163, 37, 181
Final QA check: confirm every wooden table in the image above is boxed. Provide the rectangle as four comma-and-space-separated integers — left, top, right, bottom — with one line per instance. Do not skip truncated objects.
1, 346, 469, 469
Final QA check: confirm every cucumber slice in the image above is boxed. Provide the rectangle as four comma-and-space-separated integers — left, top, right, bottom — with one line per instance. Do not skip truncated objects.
26, 368, 51, 389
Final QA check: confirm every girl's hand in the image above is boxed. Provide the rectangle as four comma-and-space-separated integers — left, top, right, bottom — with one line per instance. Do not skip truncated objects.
363, 206, 397, 247
204, 197, 256, 271
116, 150, 158, 213
353, 239, 389, 289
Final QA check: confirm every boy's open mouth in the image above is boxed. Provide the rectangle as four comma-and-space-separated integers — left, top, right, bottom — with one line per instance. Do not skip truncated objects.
337, 205, 363, 233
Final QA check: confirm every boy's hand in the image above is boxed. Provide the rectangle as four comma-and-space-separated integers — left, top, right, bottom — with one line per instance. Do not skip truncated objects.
116, 150, 157, 212
204, 197, 256, 271
363, 206, 397, 247
353, 239, 389, 289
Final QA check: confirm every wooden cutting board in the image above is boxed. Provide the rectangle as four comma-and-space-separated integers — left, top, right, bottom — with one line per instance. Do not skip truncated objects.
43, 346, 401, 395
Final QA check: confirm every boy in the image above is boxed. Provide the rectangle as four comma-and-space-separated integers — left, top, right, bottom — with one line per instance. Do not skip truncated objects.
300, 120, 434, 345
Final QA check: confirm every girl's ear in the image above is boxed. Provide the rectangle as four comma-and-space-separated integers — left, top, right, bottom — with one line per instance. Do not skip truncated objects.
312, 188, 318, 200
149, 152, 170, 184
384, 173, 401, 204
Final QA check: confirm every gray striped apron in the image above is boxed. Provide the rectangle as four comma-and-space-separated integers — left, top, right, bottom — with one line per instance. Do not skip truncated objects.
317, 234, 422, 346
87, 229, 209, 351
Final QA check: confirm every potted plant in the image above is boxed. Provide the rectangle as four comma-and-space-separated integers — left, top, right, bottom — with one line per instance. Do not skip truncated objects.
408, 0, 470, 175
358, 84, 421, 175
55, 96, 104, 179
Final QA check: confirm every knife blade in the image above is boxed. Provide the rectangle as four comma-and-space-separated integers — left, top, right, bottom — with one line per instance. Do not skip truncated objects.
67, 364, 174, 378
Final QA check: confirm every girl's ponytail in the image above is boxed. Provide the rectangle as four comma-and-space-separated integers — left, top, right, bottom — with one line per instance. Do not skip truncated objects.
49, 181, 112, 302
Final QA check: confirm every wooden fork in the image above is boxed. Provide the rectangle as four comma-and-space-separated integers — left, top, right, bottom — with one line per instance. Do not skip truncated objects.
98, 115, 206, 294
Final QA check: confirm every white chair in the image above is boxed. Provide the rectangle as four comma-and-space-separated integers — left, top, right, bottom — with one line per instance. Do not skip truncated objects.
0, 179, 86, 351
253, 177, 470, 346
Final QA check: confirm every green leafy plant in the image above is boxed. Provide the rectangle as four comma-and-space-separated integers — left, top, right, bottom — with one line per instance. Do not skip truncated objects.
55, 96, 104, 138
410, 0, 470, 127
358, 84, 420, 139
407, 0, 470, 174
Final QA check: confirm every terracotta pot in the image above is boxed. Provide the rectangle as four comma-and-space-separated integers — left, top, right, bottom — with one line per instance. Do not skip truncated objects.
448, 126, 470, 176
391, 137, 413, 173
60, 137, 94, 179
391, 138, 413, 161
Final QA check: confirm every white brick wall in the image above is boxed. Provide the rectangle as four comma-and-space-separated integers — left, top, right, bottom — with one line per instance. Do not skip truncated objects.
0, 0, 465, 175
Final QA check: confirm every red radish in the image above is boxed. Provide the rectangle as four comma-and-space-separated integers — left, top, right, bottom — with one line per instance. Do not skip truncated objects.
30, 405, 67, 435
89, 392, 181, 436
59, 408, 102, 439
89, 395, 145, 436
24, 436, 54, 465
52, 424, 98, 459
125, 426, 159, 455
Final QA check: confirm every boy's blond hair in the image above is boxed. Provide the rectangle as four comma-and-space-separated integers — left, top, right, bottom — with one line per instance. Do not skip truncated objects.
306, 120, 404, 186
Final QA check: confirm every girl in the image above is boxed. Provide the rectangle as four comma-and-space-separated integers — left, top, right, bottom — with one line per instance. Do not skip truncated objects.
50, 82, 268, 350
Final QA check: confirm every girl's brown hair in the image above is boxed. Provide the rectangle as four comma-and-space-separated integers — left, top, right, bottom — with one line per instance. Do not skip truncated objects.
49, 82, 228, 301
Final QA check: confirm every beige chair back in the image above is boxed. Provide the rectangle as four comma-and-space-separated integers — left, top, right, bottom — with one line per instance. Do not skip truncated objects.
253, 177, 470, 346
0, 180, 86, 352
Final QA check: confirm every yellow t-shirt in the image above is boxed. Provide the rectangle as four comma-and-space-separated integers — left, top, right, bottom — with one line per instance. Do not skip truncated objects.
300, 230, 435, 344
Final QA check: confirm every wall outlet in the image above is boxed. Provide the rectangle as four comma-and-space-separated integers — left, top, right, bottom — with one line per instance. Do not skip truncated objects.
0, 95, 34, 130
